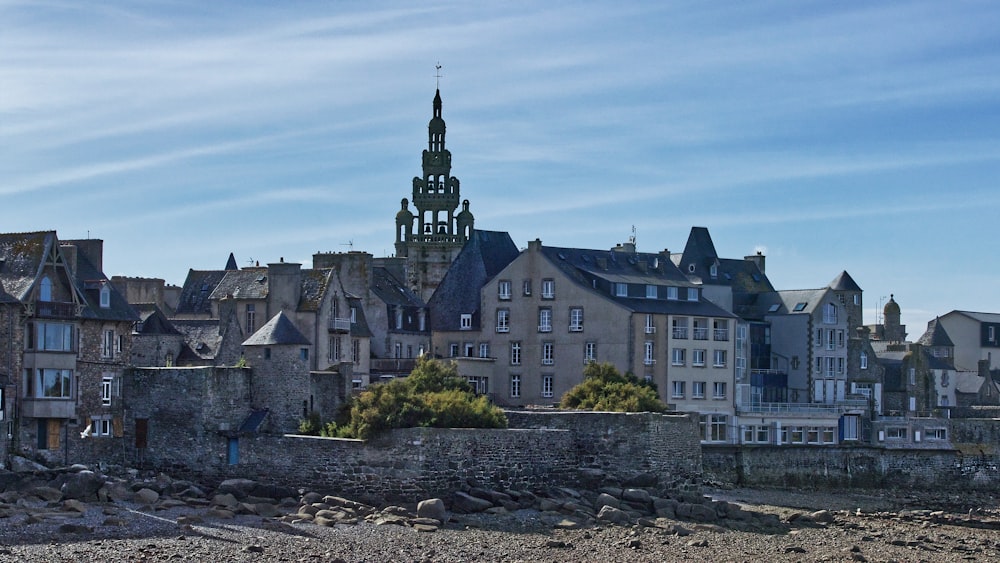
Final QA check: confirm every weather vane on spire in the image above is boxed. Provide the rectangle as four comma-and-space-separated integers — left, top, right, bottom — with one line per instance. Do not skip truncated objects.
435, 62, 443, 89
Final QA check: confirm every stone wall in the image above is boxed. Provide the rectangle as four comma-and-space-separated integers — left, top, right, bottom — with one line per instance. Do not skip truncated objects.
703, 442, 1000, 491
118, 408, 702, 505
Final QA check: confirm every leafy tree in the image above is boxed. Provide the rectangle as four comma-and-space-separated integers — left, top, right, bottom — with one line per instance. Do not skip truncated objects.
331, 356, 507, 439
560, 362, 667, 413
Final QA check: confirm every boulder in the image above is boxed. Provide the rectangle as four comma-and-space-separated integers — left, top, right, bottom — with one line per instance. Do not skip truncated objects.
250, 483, 298, 500
135, 488, 160, 506
60, 470, 104, 501
212, 493, 239, 509
30, 486, 64, 502
623, 472, 658, 488
216, 478, 256, 499
9, 457, 48, 473
596, 505, 631, 525
686, 503, 718, 523
451, 492, 493, 514
622, 488, 652, 505
594, 493, 620, 510
417, 498, 447, 522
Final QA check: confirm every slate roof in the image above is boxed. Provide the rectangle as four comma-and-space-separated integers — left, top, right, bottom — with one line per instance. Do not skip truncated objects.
132, 303, 181, 335
739, 287, 830, 320
243, 311, 311, 346
348, 297, 374, 338
172, 319, 224, 362
298, 268, 332, 312
829, 271, 862, 292
678, 227, 774, 293
371, 267, 423, 308
538, 244, 736, 319
428, 230, 520, 332
0, 232, 136, 321
174, 270, 228, 316
917, 318, 955, 347
210, 268, 269, 301
947, 311, 1000, 324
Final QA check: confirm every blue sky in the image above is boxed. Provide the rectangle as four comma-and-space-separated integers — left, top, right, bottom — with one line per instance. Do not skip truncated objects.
3, 1, 999, 334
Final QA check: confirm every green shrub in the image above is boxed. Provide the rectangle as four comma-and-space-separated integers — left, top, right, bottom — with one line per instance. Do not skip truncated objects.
335, 356, 507, 440
560, 362, 666, 413
298, 411, 322, 435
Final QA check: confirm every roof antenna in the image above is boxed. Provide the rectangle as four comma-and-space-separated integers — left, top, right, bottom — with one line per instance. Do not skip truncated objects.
435, 62, 443, 89
629, 225, 637, 248
341, 240, 354, 251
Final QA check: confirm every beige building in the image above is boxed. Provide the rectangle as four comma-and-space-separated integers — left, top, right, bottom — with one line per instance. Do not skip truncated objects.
935, 310, 1000, 371
437, 239, 738, 440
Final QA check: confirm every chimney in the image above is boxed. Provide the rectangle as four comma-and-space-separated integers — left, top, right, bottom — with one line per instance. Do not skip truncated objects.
528, 238, 542, 252
745, 251, 765, 274
59, 244, 78, 275
64, 239, 104, 272
267, 261, 302, 313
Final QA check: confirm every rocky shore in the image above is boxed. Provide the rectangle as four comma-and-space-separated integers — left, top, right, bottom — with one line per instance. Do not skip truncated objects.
1, 458, 998, 562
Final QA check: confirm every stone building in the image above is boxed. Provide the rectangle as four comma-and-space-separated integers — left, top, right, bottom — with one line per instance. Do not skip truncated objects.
0, 232, 137, 466
395, 89, 474, 302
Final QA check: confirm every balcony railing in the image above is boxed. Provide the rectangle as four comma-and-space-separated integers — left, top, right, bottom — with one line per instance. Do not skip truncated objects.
329, 318, 351, 332
672, 327, 688, 339
31, 301, 80, 319
693, 328, 709, 340
713, 328, 729, 341
569, 324, 583, 332
737, 399, 869, 415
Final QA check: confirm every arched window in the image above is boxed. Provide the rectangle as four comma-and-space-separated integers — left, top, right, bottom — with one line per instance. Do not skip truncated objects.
39, 276, 52, 301
99, 284, 111, 308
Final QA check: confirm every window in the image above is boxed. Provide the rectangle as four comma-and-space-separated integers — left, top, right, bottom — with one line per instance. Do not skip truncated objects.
792, 302, 807, 312
510, 341, 521, 365
646, 285, 657, 299
29, 322, 74, 352
837, 357, 845, 374
29, 368, 73, 398
842, 415, 860, 441
39, 276, 52, 301
667, 286, 678, 300
101, 375, 114, 406
329, 337, 341, 361
479, 343, 489, 358
569, 308, 584, 332
264, 348, 272, 360
300, 348, 309, 361
826, 329, 835, 350
643, 314, 656, 334
672, 317, 688, 339
709, 414, 727, 442
991, 326, 997, 342
687, 288, 699, 302
538, 308, 552, 332
541, 279, 555, 299
522, 279, 532, 296
713, 319, 728, 341
102, 329, 116, 359
743, 425, 770, 444
860, 351, 868, 369
542, 375, 554, 398
350, 307, 357, 323
644, 341, 655, 365
908, 368, 916, 386
823, 303, 838, 324
510, 375, 521, 398
713, 350, 726, 367
584, 342, 596, 363
671, 381, 685, 399
542, 342, 554, 365
394, 342, 402, 358
100, 284, 111, 308
395, 307, 404, 330
854, 294, 860, 305
460, 314, 472, 330
351, 339, 360, 363
693, 349, 706, 367
927, 428, 947, 440
498, 280, 511, 300
449, 343, 459, 357
709, 264, 718, 279
713, 382, 726, 399
692, 381, 706, 399
246, 304, 256, 334
91, 415, 113, 438
614, 283, 628, 297
886, 427, 907, 440
693, 319, 708, 340
768, 303, 780, 313
496, 309, 510, 333
671, 348, 686, 366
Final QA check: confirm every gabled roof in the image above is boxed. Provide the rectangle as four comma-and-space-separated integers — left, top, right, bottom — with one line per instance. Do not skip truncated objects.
65, 240, 138, 322
242, 311, 311, 346
0, 231, 55, 301
428, 230, 520, 332
210, 268, 269, 301
917, 317, 954, 348
173, 318, 224, 362
174, 269, 228, 316
132, 303, 182, 335
828, 271, 862, 292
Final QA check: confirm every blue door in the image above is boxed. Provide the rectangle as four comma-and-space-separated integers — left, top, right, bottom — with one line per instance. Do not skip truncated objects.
227, 437, 239, 465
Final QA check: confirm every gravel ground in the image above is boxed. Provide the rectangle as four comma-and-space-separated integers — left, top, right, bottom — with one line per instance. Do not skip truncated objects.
1, 488, 999, 562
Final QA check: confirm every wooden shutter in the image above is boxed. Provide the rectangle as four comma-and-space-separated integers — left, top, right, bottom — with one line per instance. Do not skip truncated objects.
112, 417, 123, 438
46, 419, 61, 450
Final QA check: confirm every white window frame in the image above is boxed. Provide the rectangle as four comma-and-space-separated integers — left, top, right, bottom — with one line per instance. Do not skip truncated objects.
713, 349, 726, 367
644, 341, 655, 365
860, 351, 868, 369
496, 309, 510, 333
478, 343, 489, 358
542, 375, 554, 398
510, 341, 521, 365
101, 375, 114, 406
99, 284, 110, 308
671, 380, 685, 399
687, 287, 699, 302
692, 349, 706, 367
823, 303, 838, 324
569, 308, 584, 332
541, 279, 555, 299
510, 374, 521, 398
498, 280, 512, 300
460, 314, 472, 330
102, 329, 116, 359
614, 283, 627, 297
538, 308, 552, 333
692, 381, 706, 399
646, 285, 657, 299
542, 342, 554, 365
584, 342, 596, 363
712, 381, 726, 400
644, 314, 656, 334
667, 286, 678, 300
671, 348, 685, 366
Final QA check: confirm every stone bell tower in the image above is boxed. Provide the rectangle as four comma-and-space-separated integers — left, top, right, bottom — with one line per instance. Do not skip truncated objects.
395, 88, 474, 301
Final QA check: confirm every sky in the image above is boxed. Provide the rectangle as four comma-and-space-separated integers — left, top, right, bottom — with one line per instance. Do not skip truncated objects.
2, 1, 999, 334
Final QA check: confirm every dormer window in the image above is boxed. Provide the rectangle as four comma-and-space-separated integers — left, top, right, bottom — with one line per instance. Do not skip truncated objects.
666, 286, 678, 300
687, 287, 699, 302
99, 284, 111, 308
710, 264, 718, 279
460, 314, 472, 330
646, 285, 657, 299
